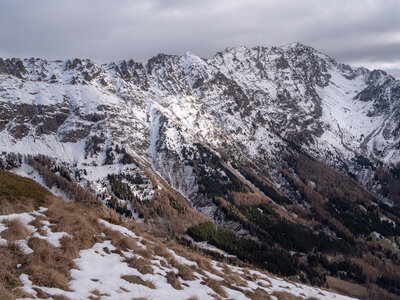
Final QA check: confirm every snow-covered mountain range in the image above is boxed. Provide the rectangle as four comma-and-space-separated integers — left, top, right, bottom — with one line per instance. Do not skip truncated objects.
1, 43, 400, 298
1, 42, 399, 208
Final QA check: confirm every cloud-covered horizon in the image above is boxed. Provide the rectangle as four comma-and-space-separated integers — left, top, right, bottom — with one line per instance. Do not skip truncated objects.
0, 0, 399, 77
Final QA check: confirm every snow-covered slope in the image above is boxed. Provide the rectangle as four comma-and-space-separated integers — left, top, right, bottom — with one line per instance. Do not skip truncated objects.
0, 201, 354, 300
1, 43, 399, 208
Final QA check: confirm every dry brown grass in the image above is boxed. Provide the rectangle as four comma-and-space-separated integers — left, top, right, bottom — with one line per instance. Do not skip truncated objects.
48, 198, 100, 250
101, 227, 154, 260
32, 287, 52, 298
51, 295, 70, 300
89, 289, 111, 299
121, 275, 156, 289
325, 276, 367, 299
152, 243, 169, 257
28, 217, 48, 236
166, 271, 183, 290
113, 235, 137, 252
219, 264, 248, 287
0, 170, 51, 215
0, 243, 24, 295
28, 265, 69, 289
20, 236, 75, 291
27, 237, 76, 276
257, 280, 272, 288
249, 288, 271, 300
177, 264, 195, 281
151, 243, 197, 282
0, 283, 14, 300
1, 218, 30, 241
204, 278, 227, 298
124, 256, 154, 275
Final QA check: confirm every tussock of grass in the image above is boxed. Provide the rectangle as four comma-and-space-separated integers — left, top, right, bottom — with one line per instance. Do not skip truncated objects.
121, 275, 156, 289
166, 271, 183, 290
52, 295, 70, 300
272, 291, 303, 300
152, 244, 169, 257
177, 264, 195, 281
23, 237, 75, 291
124, 256, 154, 275
102, 228, 151, 259
48, 198, 101, 251
204, 278, 227, 298
220, 264, 248, 287
114, 236, 136, 251
32, 287, 52, 298
28, 265, 69, 289
27, 237, 76, 274
250, 288, 271, 300
0, 245, 22, 293
0, 283, 13, 300
1, 218, 30, 241
89, 289, 110, 299
28, 217, 47, 235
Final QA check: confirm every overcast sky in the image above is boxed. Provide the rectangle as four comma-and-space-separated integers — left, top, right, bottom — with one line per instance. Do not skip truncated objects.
0, 0, 399, 77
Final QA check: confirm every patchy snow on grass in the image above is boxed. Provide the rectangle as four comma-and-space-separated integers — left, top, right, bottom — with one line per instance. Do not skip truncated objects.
0, 208, 69, 252
167, 249, 198, 267
12, 212, 357, 300
98, 219, 139, 239
32, 220, 70, 247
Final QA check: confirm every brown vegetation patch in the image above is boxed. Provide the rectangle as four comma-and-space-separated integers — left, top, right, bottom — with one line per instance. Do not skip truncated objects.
27, 237, 76, 276
166, 271, 183, 290
19, 236, 75, 292
51, 295, 70, 300
124, 256, 154, 275
32, 287, 52, 298
220, 264, 248, 287
204, 278, 227, 298
28, 265, 69, 289
177, 264, 195, 281
101, 227, 152, 260
0, 244, 22, 293
89, 289, 111, 299
326, 276, 367, 299
272, 291, 302, 300
0, 170, 51, 214
0, 283, 14, 300
47, 197, 102, 251
1, 218, 30, 241
121, 275, 156, 289
28, 217, 48, 236
249, 288, 271, 300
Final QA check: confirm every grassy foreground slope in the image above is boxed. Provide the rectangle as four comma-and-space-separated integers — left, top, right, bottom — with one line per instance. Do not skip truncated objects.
0, 170, 356, 300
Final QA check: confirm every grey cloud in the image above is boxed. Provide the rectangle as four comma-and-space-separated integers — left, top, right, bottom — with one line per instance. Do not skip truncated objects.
0, 0, 399, 77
